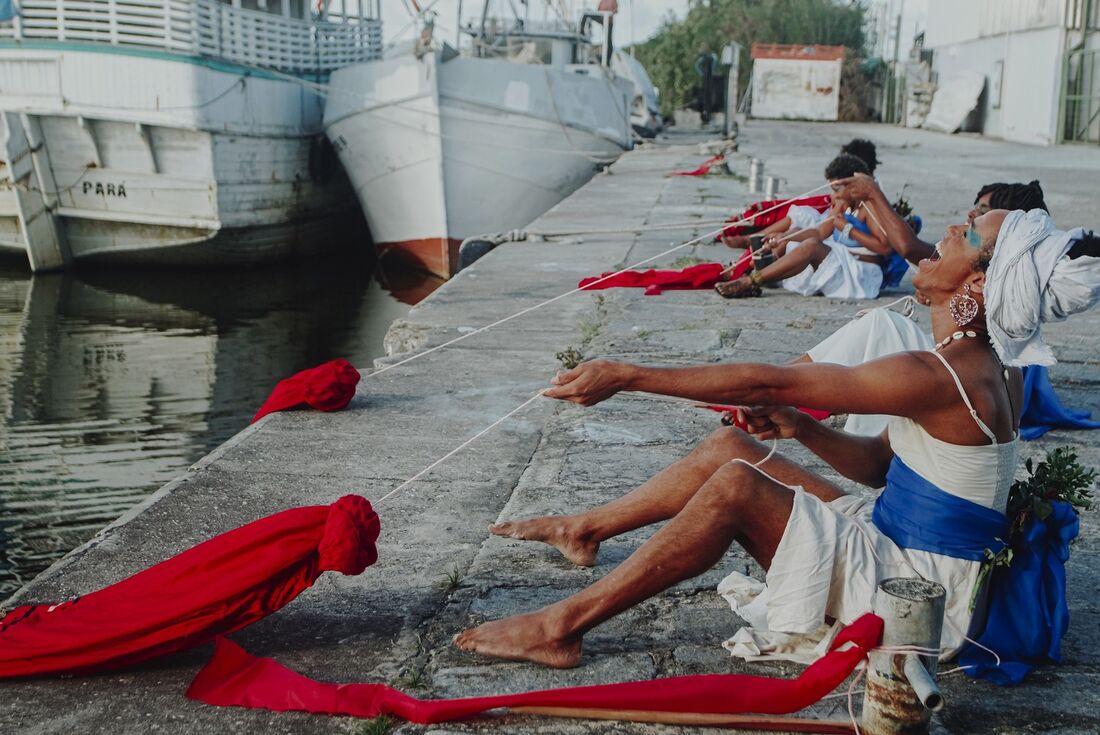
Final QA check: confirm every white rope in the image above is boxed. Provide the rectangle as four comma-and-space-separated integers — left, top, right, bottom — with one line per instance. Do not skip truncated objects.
368, 181, 832, 379
528, 218, 736, 238
375, 391, 545, 505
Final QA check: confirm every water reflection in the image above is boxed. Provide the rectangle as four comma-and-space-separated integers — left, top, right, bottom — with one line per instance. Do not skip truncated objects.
0, 254, 441, 595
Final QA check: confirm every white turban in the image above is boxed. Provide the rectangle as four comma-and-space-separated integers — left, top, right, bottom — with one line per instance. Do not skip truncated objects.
984, 209, 1100, 367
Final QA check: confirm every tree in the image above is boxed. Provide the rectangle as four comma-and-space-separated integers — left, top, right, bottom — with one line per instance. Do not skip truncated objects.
632, 0, 869, 117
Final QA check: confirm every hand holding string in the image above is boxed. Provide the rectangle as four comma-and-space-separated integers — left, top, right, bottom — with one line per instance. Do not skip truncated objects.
544, 360, 628, 407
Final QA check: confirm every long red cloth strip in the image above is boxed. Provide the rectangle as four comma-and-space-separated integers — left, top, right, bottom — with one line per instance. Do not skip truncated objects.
187, 614, 882, 724
0, 496, 379, 678
578, 260, 750, 296
252, 358, 361, 423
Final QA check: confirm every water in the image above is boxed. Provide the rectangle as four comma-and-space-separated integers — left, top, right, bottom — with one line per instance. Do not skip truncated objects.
0, 253, 441, 596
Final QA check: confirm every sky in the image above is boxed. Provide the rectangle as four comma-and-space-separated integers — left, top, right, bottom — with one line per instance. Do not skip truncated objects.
375, 0, 928, 53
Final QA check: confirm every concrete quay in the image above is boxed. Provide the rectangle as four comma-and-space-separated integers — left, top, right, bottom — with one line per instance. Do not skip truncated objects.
3, 121, 1100, 735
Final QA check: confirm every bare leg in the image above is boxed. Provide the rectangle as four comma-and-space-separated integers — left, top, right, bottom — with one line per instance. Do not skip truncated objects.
457, 461, 798, 667
491, 428, 845, 566
755, 238, 830, 282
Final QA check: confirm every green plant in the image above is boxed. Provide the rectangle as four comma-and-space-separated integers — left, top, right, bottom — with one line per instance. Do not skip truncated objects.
358, 716, 396, 735
396, 666, 426, 689
972, 447, 1096, 608
578, 320, 601, 343
556, 346, 585, 370
440, 563, 462, 592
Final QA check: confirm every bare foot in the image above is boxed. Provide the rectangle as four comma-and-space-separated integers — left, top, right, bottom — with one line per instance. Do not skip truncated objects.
453, 611, 583, 669
490, 517, 599, 567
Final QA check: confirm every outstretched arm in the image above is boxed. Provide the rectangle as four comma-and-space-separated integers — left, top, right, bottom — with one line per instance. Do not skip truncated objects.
545, 352, 945, 420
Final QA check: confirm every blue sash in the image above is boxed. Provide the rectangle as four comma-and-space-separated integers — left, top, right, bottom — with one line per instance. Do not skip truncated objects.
872, 457, 1008, 561
0, 0, 15, 22
872, 456, 1077, 685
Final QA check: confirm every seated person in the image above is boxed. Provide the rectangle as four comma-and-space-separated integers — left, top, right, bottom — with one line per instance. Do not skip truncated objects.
454, 209, 1096, 675
716, 154, 895, 299
721, 138, 880, 250
839, 176, 1045, 266
798, 179, 1054, 436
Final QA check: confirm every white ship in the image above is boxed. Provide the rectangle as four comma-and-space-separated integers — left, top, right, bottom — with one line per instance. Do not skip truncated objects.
323, 3, 633, 278
0, 0, 382, 270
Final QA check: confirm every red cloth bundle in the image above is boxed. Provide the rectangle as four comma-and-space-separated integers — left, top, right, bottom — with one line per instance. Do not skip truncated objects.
718, 195, 832, 240
0, 496, 379, 679
666, 154, 725, 177
187, 614, 882, 724
579, 262, 740, 296
252, 358, 361, 423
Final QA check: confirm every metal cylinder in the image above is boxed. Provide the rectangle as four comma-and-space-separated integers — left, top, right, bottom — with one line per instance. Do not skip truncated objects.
861, 578, 946, 735
748, 158, 764, 193
764, 175, 780, 200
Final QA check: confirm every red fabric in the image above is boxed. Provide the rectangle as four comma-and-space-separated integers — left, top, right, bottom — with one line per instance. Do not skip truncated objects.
667, 154, 725, 177
579, 263, 730, 296
0, 496, 379, 679
252, 359, 361, 423
699, 404, 832, 430
718, 195, 832, 239
187, 614, 882, 723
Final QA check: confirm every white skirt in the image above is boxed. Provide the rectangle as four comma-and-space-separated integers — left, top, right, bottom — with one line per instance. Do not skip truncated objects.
780, 238, 883, 300
718, 487, 981, 663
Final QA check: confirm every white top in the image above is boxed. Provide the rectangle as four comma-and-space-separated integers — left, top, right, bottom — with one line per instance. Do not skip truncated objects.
719, 347, 1018, 663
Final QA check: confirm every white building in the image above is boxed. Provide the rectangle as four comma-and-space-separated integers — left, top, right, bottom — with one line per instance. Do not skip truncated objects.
750, 44, 845, 122
924, 0, 1100, 145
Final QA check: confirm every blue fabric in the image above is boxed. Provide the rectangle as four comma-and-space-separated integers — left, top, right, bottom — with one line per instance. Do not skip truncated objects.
873, 457, 1076, 685
1019, 365, 1100, 440
833, 212, 872, 248
958, 502, 1078, 685
872, 457, 1008, 562
0, 0, 14, 23
881, 253, 909, 288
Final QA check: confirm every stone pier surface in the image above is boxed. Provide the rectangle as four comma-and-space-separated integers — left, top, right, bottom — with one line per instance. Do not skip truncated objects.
3, 121, 1100, 734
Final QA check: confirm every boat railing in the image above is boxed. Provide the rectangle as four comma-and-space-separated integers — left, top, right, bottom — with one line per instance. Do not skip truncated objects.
0, 0, 382, 75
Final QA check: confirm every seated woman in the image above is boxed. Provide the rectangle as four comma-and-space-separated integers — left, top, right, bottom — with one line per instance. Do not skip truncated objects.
720, 138, 880, 250
716, 154, 894, 299
454, 209, 1070, 670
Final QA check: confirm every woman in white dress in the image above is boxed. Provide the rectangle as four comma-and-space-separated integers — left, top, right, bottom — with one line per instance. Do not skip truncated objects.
454, 209, 1034, 669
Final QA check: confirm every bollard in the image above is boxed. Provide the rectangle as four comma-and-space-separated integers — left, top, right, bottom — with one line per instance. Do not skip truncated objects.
748, 158, 764, 193
764, 175, 784, 200
861, 578, 946, 735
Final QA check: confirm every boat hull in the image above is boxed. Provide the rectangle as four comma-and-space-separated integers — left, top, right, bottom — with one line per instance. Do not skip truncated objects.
0, 48, 359, 269
325, 51, 633, 277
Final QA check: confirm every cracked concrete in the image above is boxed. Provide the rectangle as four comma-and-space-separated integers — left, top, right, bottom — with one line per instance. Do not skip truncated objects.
3, 121, 1100, 734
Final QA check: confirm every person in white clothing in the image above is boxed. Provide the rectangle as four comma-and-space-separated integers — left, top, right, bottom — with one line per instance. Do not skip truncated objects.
453, 209, 1056, 669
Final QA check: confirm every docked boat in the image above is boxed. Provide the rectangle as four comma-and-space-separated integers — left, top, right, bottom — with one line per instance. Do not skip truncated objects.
324, 4, 634, 278
0, 0, 381, 271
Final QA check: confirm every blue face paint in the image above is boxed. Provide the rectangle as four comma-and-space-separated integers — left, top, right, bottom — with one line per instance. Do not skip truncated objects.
966, 227, 983, 248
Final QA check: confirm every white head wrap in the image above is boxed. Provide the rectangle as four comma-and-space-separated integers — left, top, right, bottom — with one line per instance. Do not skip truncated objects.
984, 209, 1100, 367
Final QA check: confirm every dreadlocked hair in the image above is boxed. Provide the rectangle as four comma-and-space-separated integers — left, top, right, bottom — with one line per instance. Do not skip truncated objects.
974, 183, 1008, 204
989, 180, 1048, 214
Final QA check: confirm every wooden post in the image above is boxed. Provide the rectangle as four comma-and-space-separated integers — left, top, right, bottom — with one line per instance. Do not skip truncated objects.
861, 578, 946, 735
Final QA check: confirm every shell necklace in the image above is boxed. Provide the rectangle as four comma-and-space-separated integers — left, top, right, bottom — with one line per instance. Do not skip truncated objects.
934, 329, 981, 352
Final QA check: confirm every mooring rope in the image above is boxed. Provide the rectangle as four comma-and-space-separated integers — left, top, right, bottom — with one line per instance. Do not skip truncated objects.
368, 181, 832, 380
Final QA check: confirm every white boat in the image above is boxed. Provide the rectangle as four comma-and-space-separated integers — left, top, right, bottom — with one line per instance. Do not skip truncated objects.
611, 49, 662, 139
323, 4, 634, 278
0, 0, 382, 271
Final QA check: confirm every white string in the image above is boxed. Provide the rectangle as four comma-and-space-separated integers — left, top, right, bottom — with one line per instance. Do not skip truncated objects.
368, 182, 833, 379
375, 391, 545, 505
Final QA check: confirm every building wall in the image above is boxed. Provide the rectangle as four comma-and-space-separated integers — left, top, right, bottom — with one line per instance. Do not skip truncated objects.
925, 0, 1074, 145
750, 58, 841, 122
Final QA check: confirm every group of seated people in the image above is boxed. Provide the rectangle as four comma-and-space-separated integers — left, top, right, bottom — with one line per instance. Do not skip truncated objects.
453, 141, 1100, 688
